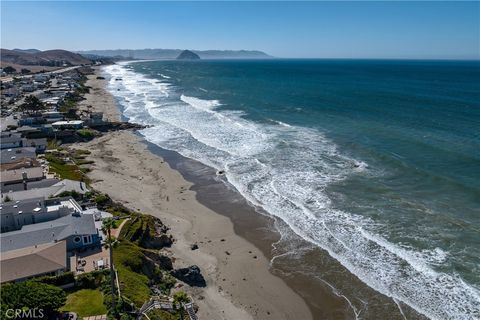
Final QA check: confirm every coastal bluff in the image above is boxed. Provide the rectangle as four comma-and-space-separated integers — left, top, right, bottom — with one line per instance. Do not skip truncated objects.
176, 50, 200, 60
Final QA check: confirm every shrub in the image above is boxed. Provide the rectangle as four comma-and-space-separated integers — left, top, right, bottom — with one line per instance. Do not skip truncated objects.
55, 190, 83, 201
76, 270, 110, 289
34, 272, 75, 286
158, 272, 176, 294
77, 129, 95, 140
20, 95, 45, 112
0, 281, 66, 317
95, 193, 111, 207
3, 66, 16, 74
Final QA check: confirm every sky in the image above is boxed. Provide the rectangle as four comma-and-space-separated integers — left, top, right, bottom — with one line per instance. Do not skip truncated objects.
1, 1, 479, 59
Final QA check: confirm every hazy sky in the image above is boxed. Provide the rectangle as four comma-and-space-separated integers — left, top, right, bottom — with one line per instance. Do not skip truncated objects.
1, 1, 479, 59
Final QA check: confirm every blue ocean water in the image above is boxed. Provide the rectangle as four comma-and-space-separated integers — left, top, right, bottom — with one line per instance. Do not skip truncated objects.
104, 59, 480, 319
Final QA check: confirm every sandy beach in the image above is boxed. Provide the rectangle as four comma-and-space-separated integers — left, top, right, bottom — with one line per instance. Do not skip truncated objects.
75, 67, 313, 320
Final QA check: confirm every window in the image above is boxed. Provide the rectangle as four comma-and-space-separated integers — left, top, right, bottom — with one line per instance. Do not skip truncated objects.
73, 236, 81, 243
83, 235, 92, 244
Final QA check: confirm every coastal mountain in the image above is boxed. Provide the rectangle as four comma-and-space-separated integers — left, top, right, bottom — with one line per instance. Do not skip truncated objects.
0, 48, 91, 67
176, 50, 200, 60
77, 48, 272, 60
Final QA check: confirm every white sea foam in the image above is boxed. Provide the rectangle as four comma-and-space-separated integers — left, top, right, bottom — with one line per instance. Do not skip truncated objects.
104, 63, 480, 320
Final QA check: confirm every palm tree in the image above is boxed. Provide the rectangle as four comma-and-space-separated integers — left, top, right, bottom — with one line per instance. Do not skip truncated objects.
102, 218, 117, 312
173, 291, 190, 320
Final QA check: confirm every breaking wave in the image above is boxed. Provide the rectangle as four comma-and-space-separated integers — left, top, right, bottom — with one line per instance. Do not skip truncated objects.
104, 63, 480, 320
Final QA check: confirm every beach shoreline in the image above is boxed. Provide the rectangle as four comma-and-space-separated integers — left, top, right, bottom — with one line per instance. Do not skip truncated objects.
76, 66, 315, 319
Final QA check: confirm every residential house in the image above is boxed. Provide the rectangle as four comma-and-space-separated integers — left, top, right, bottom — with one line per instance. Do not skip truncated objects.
1, 179, 89, 203
1, 178, 59, 194
18, 114, 46, 126
0, 241, 67, 283
0, 132, 23, 149
1, 167, 45, 187
0, 196, 82, 232
21, 138, 47, 153
21, 84, 36, 93
41, 111, 64, 123
52, 120, 84, 130
0, 157, 39, 172
0, 212, 101, 253
0, 147, 36, 165
33, 74, 49, 82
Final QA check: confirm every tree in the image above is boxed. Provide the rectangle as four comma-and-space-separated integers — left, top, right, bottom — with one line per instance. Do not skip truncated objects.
3, 66, 16, 74
3, 195, 12, 202
102, 218, 117, 313
173, 291, 190, 320
20, 95, 45, 112
21, 68, 31, 74
0, 281, 66, 318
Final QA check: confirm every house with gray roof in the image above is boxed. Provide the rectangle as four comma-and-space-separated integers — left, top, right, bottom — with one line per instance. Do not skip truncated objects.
0, 212, 101, 253
0, 133, 23, 149
1, 178, 59, 194
1, 179, 89, 203
0, 147, 36, 164
22, 138, 47, 153
0, 196, 82, 232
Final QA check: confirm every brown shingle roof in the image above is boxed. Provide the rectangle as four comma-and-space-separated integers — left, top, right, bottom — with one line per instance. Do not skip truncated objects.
0, 241, 67, 283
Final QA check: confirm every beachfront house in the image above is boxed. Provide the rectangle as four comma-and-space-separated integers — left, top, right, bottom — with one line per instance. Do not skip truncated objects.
0, 196, 83, 232
41, 110, 64, 122
52, 120, 84, 130
0, 167, 45, 187
21, 138, 47, 153
1, 179, 89, 203
0, 157, 39, 172
0, 241, 67, 283
0, 147, 37, 165
0, 212, 101, 253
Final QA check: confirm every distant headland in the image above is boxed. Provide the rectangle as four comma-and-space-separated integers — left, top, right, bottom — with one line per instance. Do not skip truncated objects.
77, 48, 272, 60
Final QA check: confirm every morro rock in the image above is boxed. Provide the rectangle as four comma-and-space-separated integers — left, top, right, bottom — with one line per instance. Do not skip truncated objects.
176, 50, 200, 60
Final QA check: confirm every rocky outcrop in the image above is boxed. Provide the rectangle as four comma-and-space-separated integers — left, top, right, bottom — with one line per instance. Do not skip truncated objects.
171, 265, 206, 287
143, 251, 174, 271
143, 233, 173, 249
176, 50, 200, 60
120, 214, 173, 249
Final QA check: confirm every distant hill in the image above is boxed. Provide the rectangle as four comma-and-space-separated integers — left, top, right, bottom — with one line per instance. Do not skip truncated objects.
77, 48, 272, 60
13, 48, 41, 54
176, 50, 200, 60
1, 49, 91, 67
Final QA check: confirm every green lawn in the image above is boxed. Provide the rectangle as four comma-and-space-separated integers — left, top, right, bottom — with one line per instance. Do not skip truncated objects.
60, 289, 107, 317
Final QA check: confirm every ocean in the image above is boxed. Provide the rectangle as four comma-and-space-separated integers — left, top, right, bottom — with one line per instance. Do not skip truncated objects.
104, 59, 480, 320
